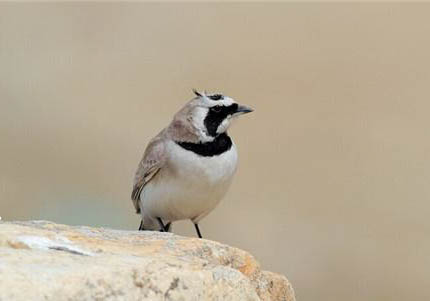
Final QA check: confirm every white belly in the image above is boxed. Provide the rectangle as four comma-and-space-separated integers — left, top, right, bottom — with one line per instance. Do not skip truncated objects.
141, 140, 238, 223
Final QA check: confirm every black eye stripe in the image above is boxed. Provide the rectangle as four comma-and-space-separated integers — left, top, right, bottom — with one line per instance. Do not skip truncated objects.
211, 106, 222, 112
204, 103, 238, 137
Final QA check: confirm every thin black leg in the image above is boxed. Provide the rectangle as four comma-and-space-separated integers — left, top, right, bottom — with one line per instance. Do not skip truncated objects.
194, 223, 202, 239
157, 217, 165, 232
138, 220, 144, 231
165, 222, 172, 232
157, 217, 170, 232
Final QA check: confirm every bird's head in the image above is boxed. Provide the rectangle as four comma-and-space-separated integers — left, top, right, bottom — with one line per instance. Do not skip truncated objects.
184, 89, 253, 142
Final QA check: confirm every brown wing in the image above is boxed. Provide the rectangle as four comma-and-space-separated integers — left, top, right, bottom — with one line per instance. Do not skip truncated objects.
131, 134, 167, 214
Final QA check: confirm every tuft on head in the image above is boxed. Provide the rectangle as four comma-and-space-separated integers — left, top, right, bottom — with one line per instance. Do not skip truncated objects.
192, 89, 224, 101
192, 89, 203, 97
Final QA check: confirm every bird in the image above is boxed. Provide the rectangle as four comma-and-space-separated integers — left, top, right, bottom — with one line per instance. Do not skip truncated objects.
131, 89, 253, 238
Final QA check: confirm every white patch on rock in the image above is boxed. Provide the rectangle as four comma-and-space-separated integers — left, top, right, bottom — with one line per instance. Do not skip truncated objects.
16, 235, 94, 256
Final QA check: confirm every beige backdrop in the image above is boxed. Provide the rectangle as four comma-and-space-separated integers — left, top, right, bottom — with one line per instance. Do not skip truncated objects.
1, 3, 430, 301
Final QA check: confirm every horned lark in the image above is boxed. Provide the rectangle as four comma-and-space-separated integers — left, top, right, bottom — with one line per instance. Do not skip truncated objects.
131, 90, 253, 238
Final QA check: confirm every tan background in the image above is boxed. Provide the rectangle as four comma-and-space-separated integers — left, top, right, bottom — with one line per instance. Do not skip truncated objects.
1, 3, 430, 300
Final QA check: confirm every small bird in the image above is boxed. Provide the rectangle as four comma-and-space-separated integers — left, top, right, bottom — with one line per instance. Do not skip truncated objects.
131, 90, 253, 238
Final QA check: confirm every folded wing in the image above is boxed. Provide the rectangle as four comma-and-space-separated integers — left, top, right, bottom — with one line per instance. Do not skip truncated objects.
131, 134, 166, 214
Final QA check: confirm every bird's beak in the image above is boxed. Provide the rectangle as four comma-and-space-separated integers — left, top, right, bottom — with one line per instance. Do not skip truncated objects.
234, 104, 254, 116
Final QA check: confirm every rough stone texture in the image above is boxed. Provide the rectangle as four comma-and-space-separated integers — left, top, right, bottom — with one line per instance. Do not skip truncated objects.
0, 221, 295, 301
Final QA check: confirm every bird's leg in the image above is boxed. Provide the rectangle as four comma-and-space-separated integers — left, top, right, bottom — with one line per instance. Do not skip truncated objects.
138, 220, 144, 231
194, 223, 203, 239
165, 222, 172, 232
157, 217, 169, 232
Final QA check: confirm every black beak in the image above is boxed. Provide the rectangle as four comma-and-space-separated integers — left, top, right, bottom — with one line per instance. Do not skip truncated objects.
235, 104, 254, 115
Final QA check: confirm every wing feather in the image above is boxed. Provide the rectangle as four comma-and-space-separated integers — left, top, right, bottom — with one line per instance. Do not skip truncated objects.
131, 134, 166, 214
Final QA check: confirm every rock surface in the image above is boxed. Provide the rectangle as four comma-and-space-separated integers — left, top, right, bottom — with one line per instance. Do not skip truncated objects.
0, 221, 295, 301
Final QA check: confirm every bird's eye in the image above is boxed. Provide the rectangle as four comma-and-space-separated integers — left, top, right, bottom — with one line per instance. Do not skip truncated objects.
211, 106, 222, 113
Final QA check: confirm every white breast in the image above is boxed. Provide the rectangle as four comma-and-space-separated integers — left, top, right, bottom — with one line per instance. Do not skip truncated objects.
141, 140, 238, 223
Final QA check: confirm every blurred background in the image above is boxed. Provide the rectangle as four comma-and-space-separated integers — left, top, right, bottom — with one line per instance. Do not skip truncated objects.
1, 3, 430, 300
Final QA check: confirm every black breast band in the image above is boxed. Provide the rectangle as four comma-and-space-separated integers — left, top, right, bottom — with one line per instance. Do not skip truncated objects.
176, 133, 232, 157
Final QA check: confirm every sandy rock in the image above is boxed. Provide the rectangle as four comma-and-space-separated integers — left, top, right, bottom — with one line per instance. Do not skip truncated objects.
0, 221, 295, 301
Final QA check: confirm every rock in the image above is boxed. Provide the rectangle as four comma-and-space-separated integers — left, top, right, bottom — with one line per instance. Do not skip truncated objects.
0, 220, 295, 301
